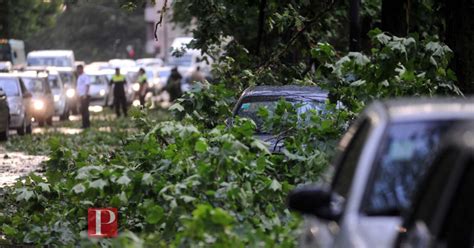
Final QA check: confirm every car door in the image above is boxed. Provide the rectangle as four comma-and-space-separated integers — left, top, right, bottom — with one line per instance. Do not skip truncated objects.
397, 147, 474, 248
301, 117, 374, 248
43, 78, 54, 116
19, 79, 32, 122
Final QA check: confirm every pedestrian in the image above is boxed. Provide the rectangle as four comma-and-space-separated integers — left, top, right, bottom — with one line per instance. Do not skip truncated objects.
189, 66, 205, 84
164, 67, 183, 102
76, 65, 91, 128
110, 68, 128, 117
137, 68, 148, 106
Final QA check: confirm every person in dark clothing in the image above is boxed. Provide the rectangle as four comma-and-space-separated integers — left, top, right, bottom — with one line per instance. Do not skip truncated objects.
164, 67, 183, 102
110, 68, 128, 117
137, 68, 148, 106
76, 65, 91, 128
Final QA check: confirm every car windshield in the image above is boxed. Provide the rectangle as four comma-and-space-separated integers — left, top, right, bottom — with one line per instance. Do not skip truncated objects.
59, 71, 74, 85
168, 54, 193, 67
27, 56, 72, 67
362, 121, 454, 216
88, 75, 105, 85
0, 78, 20, 96
22, 77, 44, 92
48, 75, 61, 89
236, 98, 325, 133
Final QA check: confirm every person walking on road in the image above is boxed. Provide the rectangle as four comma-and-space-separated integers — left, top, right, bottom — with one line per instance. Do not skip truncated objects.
110, 68, 128, 117
164, 67, 183, 102
76, 65, 91, 128
189, 66, 205, 84
137, 68, 148, 106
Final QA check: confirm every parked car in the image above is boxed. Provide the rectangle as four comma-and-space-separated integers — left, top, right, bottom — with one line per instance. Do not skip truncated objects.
0, 73, 32, 135
85, 69, 112, 107
231, 85, 329, 153
395, 122, 474, 248
0, 87, 9, 141
18, 71, 54, 126
287, 98, 474, 248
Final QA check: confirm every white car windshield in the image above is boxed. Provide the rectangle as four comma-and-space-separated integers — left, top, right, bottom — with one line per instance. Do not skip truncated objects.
0, 78, 20, 96
28, 56, 73, 67
22, 77, 44, 92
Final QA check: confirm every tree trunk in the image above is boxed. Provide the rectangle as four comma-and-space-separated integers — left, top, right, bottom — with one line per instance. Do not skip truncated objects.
381, 0, 409, 36
444, 0, 474, 94
349, 0, 361, 51
0, 0, 8, 38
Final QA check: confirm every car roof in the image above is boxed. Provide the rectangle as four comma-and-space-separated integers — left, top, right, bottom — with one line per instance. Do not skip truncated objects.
241, 85, 329, 99
0, 73, 19, 79
27, 50, 74, 56
13, 71, 48, 78
372, 97, 474, 121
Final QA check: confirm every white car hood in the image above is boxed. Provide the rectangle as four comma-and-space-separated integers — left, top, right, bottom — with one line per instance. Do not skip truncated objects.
353, 216, 401, 248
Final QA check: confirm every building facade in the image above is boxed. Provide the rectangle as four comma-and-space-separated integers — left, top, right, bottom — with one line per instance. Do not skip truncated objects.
144, 0, 190, 62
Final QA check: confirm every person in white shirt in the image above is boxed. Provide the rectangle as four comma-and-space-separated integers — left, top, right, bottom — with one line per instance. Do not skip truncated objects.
76, 65, 91, 128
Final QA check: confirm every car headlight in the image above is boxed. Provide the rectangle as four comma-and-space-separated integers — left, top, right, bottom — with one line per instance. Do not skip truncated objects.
33, 100, 45, 110
54, 95, 60, 102
66, 89, 75, 98
99, 89, 106, 96
132, 83, 140, 92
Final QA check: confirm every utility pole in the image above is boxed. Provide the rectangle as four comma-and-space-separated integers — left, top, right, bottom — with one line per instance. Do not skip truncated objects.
349, 0, 361, 51
0, 0, 8, 38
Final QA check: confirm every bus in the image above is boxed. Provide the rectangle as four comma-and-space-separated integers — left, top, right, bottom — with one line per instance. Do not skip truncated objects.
0, 39, 26, 66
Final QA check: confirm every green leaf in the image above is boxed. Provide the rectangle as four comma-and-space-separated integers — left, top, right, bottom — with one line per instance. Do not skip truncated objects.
72, 183, 86, 194
117, 174, 131, 185
15, 188, 35, 201
1, 224, 16, 236
142, 173, 153, 186
89, 179, 107, 190
269, 179, 282, 191
38, 182, 50, 192
195, 138, 209, 153
146, 205, 164, 224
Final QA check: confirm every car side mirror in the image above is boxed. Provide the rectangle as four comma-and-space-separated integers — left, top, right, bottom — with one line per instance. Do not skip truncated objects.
23, 92, 32, 98
288, 186, 341, 221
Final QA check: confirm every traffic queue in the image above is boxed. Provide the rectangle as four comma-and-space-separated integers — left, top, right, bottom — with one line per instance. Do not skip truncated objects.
0, 37, 210, 141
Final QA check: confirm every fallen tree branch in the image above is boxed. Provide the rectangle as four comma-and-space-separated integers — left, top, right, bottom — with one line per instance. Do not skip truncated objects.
154, 0, 169, 41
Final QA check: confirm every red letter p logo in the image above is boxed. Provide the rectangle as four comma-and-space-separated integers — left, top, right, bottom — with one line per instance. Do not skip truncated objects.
88, 208, 118, 238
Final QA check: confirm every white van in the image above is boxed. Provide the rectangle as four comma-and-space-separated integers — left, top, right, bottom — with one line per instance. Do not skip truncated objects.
0, 39, 26, 66
27, 50, 75, 68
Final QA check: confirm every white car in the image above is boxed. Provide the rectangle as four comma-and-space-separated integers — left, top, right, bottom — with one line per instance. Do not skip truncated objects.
0, 73, 32, 135
85, 69, 112, 107
47, 69, 69, 120
288, 98, 474, 248
26, 50, 75, 68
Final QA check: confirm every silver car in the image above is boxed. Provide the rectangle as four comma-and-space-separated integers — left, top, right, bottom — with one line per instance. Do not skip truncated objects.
47, 70, 69, 120
85, 70, 112, 107
0, 73, 32, 135
288, 98, 474, 248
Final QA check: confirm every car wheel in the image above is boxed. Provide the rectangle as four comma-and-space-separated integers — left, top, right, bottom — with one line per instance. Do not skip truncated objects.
38, 118, 45, 127
46, 116, 53, 125
17, 119, 26, 135
26, 123, 32, 134
60, 110, 69, 121
0, 120, 8, 141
